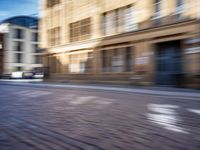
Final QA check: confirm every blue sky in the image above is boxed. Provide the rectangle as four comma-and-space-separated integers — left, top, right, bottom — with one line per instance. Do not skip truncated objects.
0, 0, 38, 21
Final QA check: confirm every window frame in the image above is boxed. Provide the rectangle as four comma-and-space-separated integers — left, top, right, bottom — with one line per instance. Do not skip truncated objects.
13, 28, 24, 39
174, 0, 186, 15
69, 18, 91, 42
16, 53, 22, 63
152, 0, 163, 19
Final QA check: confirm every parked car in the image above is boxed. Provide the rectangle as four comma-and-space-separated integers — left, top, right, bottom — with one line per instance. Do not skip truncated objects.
33, 72, 44, 79
1, 73, 11, 79
10, 71, 44, 79
11, 71, 24, 79
11, 71, 35, 79
23, 72, 34, 79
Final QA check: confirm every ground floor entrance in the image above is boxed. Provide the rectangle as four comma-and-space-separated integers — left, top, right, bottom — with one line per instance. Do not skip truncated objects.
155, 41, 182, 86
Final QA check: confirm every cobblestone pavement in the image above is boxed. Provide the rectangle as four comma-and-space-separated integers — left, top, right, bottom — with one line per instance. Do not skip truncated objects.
0, 84, 200, 150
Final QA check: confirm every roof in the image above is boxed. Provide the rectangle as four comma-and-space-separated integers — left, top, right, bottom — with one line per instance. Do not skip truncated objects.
1, 16, 38, 29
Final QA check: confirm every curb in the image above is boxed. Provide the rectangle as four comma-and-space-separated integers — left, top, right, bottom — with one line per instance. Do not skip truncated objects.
0, 81, 200, 98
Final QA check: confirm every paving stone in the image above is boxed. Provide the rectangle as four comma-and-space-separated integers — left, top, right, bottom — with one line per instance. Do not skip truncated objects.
0, 84, 200, 150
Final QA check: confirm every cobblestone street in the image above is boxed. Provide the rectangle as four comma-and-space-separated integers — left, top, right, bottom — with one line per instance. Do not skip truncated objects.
0, 83, 200, 150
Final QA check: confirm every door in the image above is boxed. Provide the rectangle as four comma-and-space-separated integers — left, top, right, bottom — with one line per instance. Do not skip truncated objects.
156, 42, 182, 86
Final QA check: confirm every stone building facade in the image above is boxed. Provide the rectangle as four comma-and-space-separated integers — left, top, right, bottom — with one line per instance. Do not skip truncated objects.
40, 0, 200, 88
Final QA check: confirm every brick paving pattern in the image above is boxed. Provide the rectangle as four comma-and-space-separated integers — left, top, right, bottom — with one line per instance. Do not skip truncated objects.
0, 84, 200, 150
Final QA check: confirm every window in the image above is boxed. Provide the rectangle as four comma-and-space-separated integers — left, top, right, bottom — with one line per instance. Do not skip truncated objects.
102, 50, 110, 72
153, 0, 162, 18
35, 55, 42, 64
48, 27, 60, 46
16, 67, 22, 71
103, 10, 120, 35
16, 53, 22, 63
32, 32, 38, 41
125, 5, 137, 32
13, 29, 24, 39
112, 49, 123, 72
70, 18, 91, 42
69, 54, 79, 73
101, 47, 133, 73
49, 56, 57, 73
102, 13, 110, 35
68, 52, 92, 73
125, 47, 133, 72
102, 5, 138, 35
175, 0, 185, 16
13, 42, 23, 51
85, 52, 93, 73
33, 44, 39, 53
47, 0, 60, 8
154, 0, 162, 12
177, 0, 184, 7
115, 9, 120, 32
172, 0, 185, 20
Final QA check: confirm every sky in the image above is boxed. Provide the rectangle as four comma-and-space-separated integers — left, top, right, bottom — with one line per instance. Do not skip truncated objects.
0, 0, 38, 21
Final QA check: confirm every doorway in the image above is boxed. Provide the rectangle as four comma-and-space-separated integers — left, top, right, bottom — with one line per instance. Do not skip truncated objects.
155, 41, 182, 86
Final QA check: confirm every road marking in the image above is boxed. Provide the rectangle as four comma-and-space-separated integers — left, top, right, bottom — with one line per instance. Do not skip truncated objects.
148, 104, 179, 115
67, 95, 114, 109
69, 96, 96, 105
147, 104, 189, 134
17, 90, 52, 98
187, 109, 200, 115
153, 95, 200, 101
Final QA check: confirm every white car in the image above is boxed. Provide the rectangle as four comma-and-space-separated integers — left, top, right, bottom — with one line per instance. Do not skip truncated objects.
33, 72, 44, 79
11, 71, 35, 79
11, 71, 24, 79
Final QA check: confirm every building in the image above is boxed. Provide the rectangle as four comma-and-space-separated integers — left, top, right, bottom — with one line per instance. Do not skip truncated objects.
0, 33, 3, 75
0, 16, 43, 74
40, 0, 200, 88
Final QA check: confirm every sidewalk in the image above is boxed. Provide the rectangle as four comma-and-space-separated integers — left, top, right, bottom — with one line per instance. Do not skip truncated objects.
0, 80, 199, 98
